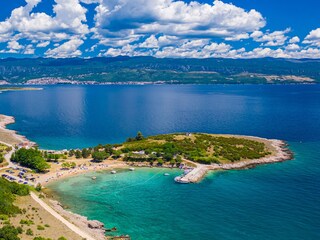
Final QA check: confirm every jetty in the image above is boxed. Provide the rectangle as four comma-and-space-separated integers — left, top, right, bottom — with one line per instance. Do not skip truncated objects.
175, 165, 208, 183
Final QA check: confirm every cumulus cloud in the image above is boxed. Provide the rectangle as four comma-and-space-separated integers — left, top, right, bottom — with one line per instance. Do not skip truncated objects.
251, 28, 290, 46
0, 0, 89, 42
0, 0, 319, 59
45, 38, 84, 58
289, 36, 300, 44
94, 0, 265, 40
8, 41, 24, 52
303, 28, 320, 46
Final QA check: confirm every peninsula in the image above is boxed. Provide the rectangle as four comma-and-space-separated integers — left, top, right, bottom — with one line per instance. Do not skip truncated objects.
0, 114, 293, 240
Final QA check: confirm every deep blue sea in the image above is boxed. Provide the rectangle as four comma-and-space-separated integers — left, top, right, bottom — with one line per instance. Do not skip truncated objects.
1, 85, 319, 239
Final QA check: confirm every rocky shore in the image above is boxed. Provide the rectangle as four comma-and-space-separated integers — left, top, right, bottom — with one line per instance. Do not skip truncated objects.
209, 139, 293, 171
174, 139, 293, 183
49, 199, 106, 240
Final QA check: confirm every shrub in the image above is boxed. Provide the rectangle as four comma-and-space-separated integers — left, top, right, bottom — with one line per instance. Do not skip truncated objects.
0, 214, 9, 220
20, 219, 34, 226
37, 225, 45, 230
26, 228, 33, 236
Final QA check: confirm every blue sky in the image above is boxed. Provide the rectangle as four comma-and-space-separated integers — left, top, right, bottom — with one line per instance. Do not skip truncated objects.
0, 0, 319, 58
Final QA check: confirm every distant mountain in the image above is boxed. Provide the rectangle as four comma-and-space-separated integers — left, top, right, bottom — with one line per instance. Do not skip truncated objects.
0, 57, 319, 84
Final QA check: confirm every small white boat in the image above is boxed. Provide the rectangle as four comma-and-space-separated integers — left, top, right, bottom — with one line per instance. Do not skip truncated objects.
91, 176, 97, 180
111, 170, 117, 174
129, 167, 135, 171
164, 173, 170, 176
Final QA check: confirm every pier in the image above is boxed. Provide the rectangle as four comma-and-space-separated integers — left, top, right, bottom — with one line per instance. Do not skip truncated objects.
175, 165, 208, 183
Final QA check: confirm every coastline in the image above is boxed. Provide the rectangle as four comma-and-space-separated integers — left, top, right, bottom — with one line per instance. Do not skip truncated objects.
0, 113, 294, 239
0, 114, 35, 146
210, 139, 292, 170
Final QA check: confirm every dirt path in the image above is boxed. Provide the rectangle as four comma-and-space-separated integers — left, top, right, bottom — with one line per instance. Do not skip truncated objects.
30, 192, 97, 240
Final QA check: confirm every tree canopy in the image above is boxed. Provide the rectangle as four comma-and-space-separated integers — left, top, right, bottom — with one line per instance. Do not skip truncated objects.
11, 148, 50, 172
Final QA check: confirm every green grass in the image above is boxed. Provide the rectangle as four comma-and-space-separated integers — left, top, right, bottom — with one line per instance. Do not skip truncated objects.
84, 133, 271, 165
122, 133, 270, 164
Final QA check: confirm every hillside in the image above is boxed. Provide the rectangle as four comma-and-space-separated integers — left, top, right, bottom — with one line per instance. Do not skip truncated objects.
0, 57, 319, 84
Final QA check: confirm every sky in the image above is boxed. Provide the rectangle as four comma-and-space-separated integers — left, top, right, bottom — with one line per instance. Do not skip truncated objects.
0, 0, 319, 59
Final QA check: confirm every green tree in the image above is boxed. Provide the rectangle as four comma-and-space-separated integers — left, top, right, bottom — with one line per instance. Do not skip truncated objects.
92, 151, 108, 162
11, 148, 49, 172
0, 225, 21, 240
68, 150, 75, 157
81, 148, 91, 158
75, 150, 82, 159
135, 131, 144, 141
157, 159, 164, 166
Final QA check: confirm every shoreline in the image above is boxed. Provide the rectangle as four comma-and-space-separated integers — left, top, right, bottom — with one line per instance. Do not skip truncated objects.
0, 114, 36, 147
210, 139, 293, 170
0, 113, 294, 239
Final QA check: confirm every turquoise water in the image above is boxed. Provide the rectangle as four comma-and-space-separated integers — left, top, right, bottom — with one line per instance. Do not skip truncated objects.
49, 142, 320, 240
0, 85, 320, 239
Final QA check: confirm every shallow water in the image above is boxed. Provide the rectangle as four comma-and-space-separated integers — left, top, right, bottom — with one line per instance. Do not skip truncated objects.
1, 84, 319, 239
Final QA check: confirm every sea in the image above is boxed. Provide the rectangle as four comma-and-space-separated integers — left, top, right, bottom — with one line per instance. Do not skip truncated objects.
0, 84, 319, 239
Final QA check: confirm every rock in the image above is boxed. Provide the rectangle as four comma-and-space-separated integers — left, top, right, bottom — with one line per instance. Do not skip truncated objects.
88, 220, 104, 229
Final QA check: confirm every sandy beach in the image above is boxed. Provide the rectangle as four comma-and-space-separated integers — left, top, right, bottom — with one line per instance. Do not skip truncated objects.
38, 159, 130, 186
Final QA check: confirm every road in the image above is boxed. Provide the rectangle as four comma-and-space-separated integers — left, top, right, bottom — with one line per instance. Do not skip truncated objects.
30, 192, 97, 240
0, 141, 15, 170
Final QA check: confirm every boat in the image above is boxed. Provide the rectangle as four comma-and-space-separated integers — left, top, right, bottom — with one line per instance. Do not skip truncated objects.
174, 176, 189, 184
91, 176, 96, 180
111, 170, 117, 174
164, 173, 170, 176
129, 167, 135, 171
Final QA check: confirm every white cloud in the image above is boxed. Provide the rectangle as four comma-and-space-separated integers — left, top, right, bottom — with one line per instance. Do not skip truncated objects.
23, 44, 35, 54
285, 44, 300, 51
94, 0, 265, 40
45, 38, 84, 58
36, 41, 50, 48
8, 41, 23, 51
139, 35, 159, 48
0, 0, 319, 59
251, 28, 290, 46
289, 36, 300, 44
303, 28, 320, 46
0, 0, 89, 43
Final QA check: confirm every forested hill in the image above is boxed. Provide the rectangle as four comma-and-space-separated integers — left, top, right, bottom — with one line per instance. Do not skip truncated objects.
0, 57, 320, 84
